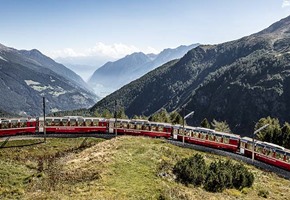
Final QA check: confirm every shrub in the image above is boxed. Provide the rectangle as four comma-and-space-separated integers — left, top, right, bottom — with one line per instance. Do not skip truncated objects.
173, 154, 207, 186
173, 154, 254, 193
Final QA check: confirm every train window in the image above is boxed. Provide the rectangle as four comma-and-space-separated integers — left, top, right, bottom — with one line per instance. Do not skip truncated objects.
143, 124, 150, 131
46, 119, 52, 126
286, 156, 290, 163
240, 141, 246, 148
200, 133, 206, 140
116, 122, 121, 128
151, 125, 156, 131
11, 120, 18, 128
216, 136, 222, 143
62, 119, 69, 126
122, 122, 128, 128
208, 134, 215, 141
223, 137, 230, 144
264, 148, 271, 156
165, 127, 171, 133
247, 143, 253, 150
129, 123, 135, 129
93, 119, 99, 126
157, 126, 164, 132
173, 128, 178, 135
136, 124, 142, 130
1, 121, 8, 129
20, 120, 27, 128
85, 119, 91, 126
192, 131, 199, 138
70, 119, 77, 126
78, 119, 84, 126
54, 119, 61, 126
179, 129, 184, 135
256, 146, 264, 154
276, 152, 284, 160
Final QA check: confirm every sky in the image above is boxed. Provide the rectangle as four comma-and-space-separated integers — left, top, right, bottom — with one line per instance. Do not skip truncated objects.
1, 0, 290, 80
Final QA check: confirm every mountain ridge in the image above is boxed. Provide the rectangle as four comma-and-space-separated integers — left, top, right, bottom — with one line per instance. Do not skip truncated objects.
0, 43, 99, 116
88, 44, 199, 97
90, 15, 290, 136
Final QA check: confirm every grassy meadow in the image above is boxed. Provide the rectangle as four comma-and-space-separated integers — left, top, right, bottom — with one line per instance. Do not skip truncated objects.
0, 136, 289, 199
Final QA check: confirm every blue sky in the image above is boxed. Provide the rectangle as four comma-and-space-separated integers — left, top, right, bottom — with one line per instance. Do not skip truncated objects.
1, 0, 290, 79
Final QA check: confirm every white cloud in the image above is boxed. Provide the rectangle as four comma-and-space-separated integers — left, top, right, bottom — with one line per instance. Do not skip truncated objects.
49, 42, 159, 59
282, 0, 290, 8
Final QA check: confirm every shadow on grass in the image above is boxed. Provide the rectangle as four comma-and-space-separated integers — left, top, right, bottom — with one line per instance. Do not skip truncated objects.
0, 137, 45, 148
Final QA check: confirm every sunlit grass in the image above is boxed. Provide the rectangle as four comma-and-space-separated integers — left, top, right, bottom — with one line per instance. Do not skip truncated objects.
1, 136, 290, 199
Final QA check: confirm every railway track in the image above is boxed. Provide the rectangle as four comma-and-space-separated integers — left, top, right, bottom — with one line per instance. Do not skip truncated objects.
1, 133, 290, 180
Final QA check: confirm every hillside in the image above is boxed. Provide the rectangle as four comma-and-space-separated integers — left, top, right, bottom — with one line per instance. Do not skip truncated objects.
88, 44, 199, 97
1, 136, 290, 199
91, 15, 290, 136
0, 43, 98, 116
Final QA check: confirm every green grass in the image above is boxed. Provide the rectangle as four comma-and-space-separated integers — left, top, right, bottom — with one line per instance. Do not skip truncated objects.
0, 137, 104, 199
1, 136, 290, 199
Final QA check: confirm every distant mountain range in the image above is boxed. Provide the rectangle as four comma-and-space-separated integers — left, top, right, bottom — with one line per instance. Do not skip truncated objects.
91, 15, 290, 136
88, 44, 199, 97
0, 43, 99, 116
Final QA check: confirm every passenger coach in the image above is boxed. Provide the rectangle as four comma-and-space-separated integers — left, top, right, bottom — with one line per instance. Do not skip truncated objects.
240, 137, 290, 171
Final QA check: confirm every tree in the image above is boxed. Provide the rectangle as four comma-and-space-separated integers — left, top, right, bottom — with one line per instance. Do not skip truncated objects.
116, 107, 128, 119
170, 111, 183, 125
200, 118, 211, 129
93, 110, 101, 117
101, 109, 113, 118
255, 116, 281, 144
149, 108, 171, 123
281, 122, 290, 148
211, 119, 231, 133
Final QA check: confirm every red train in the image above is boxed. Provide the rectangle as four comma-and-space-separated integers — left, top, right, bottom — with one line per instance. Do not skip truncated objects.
1, 116, 290, 171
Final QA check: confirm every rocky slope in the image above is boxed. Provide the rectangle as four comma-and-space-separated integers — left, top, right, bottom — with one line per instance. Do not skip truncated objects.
0, 43, 98, 116
91, 15, 290, 136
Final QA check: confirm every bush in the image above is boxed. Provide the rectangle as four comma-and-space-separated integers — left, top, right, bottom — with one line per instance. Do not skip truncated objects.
173, 154, 254, 192
173, 154, 207, 186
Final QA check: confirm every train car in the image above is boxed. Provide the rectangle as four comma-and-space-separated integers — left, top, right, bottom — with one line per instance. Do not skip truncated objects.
172, 126, 240, 152
142, 121, 172, 138
240, 137, 290, 171
41, 116, 107, 134
108, 119, 172, 138
0, 118, 37, 136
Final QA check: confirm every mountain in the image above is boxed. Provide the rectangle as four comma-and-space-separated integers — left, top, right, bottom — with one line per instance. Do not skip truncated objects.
0, 43, 99, 116
18, 49, 94, 93
88, 44, 199, 97
90, 15, 290, 136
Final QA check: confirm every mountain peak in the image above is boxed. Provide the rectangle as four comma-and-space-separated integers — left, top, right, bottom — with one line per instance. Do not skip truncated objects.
259, 15, 290, 35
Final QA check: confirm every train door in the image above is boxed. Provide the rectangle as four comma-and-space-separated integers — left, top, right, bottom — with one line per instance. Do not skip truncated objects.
38, 118, 44, 133
108, 119, 115, 133
172, 125, 180, 140
239, 139, 248, 154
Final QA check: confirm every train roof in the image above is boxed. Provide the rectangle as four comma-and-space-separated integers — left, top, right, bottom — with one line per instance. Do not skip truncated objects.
0, 118, 35, 122
214, 131, 240, 139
